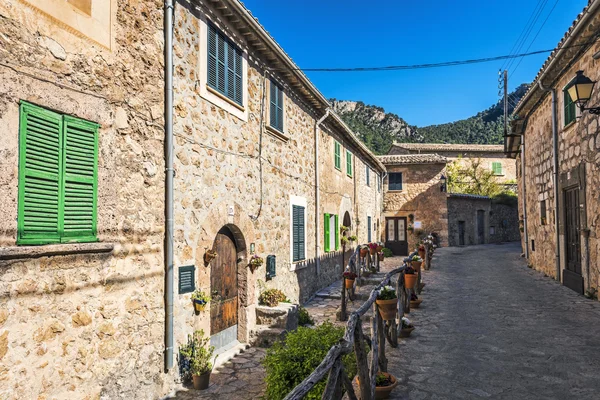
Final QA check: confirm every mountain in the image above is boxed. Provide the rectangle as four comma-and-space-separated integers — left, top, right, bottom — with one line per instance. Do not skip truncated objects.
331, 100, 421, 155
331, 84, 529, 155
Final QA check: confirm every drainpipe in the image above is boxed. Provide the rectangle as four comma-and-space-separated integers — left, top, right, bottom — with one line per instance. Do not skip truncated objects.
315, 109, 330, 275
380, 171, 387, 239
521, 138, 529, 259
164, 0, 175, 371
538, 81, 561, 281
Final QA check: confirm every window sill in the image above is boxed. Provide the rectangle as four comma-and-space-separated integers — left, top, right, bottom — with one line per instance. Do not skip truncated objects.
0, 242, 115, 261
563, 120, 577, 130
265, 125, 289, 142
206, 85, 245, 112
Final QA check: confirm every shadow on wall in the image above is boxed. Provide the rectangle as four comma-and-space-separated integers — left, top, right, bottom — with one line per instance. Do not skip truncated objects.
295, 248, 354, 304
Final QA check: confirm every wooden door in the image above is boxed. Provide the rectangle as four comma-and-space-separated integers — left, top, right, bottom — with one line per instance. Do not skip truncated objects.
385, 217, 407, 256
477, 210, 485, 244
210, 227, 238, 343
563, 188, 583, 294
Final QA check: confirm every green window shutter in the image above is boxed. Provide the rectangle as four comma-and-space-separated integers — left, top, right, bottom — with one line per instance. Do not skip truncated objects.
334, 214, 339, 250
492, 162, 502, 175
367, 216, 372, 242
207, 24, 243, 105
17, 102, 63, 245
334, 141, 341, 170
61, 116, 98, 243
324, 213, 330, 253
293, 205, 305, 261
346, 150, 352, 177
270, 80, 284, 131
564, 90, 576, 126
207, 24, 218, 90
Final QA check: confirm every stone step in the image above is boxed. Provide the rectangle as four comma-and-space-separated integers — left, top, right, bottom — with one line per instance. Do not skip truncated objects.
255, 303, 298, 330
249, 326, 287, 348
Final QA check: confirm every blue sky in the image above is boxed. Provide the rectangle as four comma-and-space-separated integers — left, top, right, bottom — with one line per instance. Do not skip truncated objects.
242, 0, 588, 126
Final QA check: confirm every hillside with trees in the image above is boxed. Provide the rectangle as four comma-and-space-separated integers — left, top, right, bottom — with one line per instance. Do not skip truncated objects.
332, 84, 529, 154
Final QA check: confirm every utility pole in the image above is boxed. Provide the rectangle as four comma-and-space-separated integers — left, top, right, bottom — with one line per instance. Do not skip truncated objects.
503, 70, 508, 138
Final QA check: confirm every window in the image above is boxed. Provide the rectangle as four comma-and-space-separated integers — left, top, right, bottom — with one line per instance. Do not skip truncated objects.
18, 102, 98, 245
366, 166, 370, 186
492, 162, 503, 175
269, 80, 284, 131
367, 216, 372, 242
346, 150, 352, 177
208, 24, 243, 105
323, 213, 339, 252
388, 173, 403, 191
334, 141, 341, 170
540, 200, 547, 225
292, 205, 305, 262
564, 89, 576, 126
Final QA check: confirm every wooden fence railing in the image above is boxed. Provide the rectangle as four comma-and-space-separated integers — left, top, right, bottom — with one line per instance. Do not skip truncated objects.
284, 246, 418, 400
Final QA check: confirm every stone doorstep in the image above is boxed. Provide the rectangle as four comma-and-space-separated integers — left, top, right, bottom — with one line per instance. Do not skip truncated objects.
213, 341, 250, 370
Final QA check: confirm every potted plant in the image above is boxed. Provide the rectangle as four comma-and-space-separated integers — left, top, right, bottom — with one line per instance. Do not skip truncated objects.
359, 245, 369, 257
191, 290, 211, 314
399, 316, 415, 338
343, 271, 357, 288
340, 225, 349, 234
348, 235, 358, 243
189, 330, 216, 390
410, 293, 422, 308
407, 224, 414, 232
376, 243, 383, 252
375, 285, 397, 320
368, 242, 378, 255
375, 372, 399, 399
204, 249, 217, 264
341, 236, 349, 247
378, 251, 385, 261
404, 266, 417, 290
418, 244, 426, 259
411, 255, 423, 271
249, 255, 264, 272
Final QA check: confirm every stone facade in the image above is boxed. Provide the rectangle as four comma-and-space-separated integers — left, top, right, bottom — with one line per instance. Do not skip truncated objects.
508, 1, 600, 297
447, 195, 520, 247
0, 1, 168, 400
380, 158, 448, 253
390, 143, 517, 184
0, 0, 385, 398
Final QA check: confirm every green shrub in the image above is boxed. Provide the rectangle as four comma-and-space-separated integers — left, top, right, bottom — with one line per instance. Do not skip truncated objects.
382, 248, 393, 258
298, 306, 314, 326
263, 322, 357, 400
259, 289, 287, 307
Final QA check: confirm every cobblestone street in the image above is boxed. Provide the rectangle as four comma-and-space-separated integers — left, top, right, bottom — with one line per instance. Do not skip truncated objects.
388, 242, 600, 400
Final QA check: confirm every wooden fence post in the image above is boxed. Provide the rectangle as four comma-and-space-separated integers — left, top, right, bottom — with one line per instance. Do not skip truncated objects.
370, 302, 379, 399
354, 319, 371, 400
321, 358, 343, 400
377, 307, 387, 372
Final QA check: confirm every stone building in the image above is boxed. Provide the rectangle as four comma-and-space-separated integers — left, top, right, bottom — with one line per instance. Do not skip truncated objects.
390, 143, 517, 183
0, 0, 384, 398
506, 0, 600, 297
378, 154, 449, 254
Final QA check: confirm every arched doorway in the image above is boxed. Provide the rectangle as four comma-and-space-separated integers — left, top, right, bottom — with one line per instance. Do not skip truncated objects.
343, 211, 352, 233
210, 225, 245, 350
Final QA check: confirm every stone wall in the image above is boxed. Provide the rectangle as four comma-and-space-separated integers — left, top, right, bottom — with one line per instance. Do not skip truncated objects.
0, 1, 169, 399
519, 38, 600, 294
489, 203, 521, 244
382, 163, 448, 252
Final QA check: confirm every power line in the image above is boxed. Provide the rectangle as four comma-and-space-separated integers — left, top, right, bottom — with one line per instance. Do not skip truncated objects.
511, 0, 561, 76
280, 41, 595, 73
505, 0, 550, 72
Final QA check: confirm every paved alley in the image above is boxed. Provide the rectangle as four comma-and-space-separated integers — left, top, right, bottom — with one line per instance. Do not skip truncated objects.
389, 242, 600, 400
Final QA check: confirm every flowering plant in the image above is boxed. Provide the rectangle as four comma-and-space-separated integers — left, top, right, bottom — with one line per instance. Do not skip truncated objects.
368, 242, 378, 250
401, 316, 413, 329
418, 244, 425, 251
250, 255, 264, 267
342, 271, 357, 280
191, 290, 211, 305
377, 285, 397, 300
405, 266, 416, 275
411, 255, 422, 262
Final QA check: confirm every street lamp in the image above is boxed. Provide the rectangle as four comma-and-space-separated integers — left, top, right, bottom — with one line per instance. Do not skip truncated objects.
565, 70, 600, 114
440, 174, 447, 192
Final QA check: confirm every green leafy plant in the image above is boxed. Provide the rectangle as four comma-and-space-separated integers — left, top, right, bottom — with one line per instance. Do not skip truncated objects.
401, 316, 413, 329
348, 235, 358, 242
407, 225, 414, 232
191, 290, 211, 305
340, 236, 349, 246
340, 225, 349, 234
411, 255, 422, 262
377, 285, 397, 300
263, 322, 357, 400
298, 306, 314, 326
250, 255, 264, 267
259, 289, 287, 307
408, 213, 414, 222
375, 372, 393, 387
179, 330, 216, 380
382, 248, 393, 258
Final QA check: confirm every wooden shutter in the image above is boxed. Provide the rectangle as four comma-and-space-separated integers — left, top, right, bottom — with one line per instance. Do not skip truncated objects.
18, 103, 63, 244
324, 213, 330, 253
297, 206, 305, 260
492, 162, 502, 175
564, 90, 576, 126
367, 216, 372, 242
346, 151, 352, 176
61, 116, 98, 242
334, 214, 339, 250
293, 205, 305, 261
334, 141, 341, 169
270, 80, 277, 128
216, 28, 226, 94
207, 24, 218, 90
233, 45, 243, 105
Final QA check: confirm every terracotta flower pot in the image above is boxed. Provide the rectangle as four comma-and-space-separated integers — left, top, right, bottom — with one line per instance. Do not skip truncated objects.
411, 260, 422, 271
399, 326, 415, 338
410, 299, 422, 308
360, 248, 368, 257
376, 298, 397, 320
356, 372, 398, 399
404, 273, 417, 289
418, 250, 425, 259
378, 253, 384, 261
376, 245, 383, 252
192, 372, 211, 390
369, 248, 377, 255
345, 279, 355, 289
